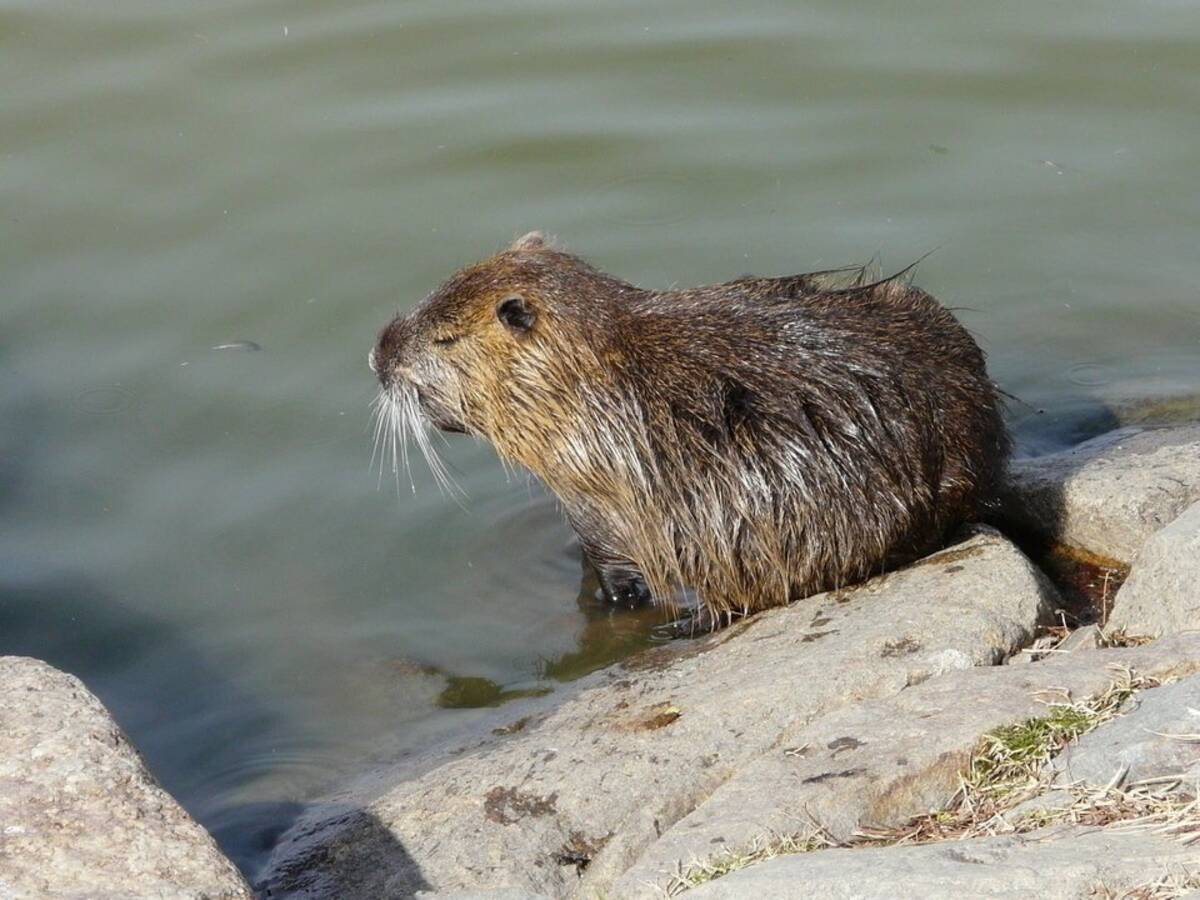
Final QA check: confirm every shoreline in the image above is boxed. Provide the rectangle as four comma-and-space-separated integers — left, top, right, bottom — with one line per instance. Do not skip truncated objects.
4, 415, 1199, 898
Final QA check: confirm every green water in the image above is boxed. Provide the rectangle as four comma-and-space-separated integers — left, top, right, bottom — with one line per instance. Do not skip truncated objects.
3, 0, 1198, 880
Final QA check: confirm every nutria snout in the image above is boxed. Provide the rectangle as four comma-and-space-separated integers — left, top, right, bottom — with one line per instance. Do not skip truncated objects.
371, 231, 1010, 621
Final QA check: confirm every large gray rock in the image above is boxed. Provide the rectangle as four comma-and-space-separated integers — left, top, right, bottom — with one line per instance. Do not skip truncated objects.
683, 827, 1200, 899
0, 657, 251, 900
1003, 425, 1200, 563
1050, 672, 1200, 790
263, 528, 1055, 899
614, 634, 1200, 896
1107, 501, 1200, 637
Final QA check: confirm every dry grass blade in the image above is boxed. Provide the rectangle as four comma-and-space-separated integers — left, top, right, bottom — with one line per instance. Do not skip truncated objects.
1142, 729, 1200, 743
1096, 867, 1200, 899
665, 828, 837, 895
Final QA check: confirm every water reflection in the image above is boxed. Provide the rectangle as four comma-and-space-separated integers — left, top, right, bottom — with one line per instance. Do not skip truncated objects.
540, 568, 685, 683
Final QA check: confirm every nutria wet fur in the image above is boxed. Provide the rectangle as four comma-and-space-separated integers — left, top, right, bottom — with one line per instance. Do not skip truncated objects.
371, 232, 1010, 620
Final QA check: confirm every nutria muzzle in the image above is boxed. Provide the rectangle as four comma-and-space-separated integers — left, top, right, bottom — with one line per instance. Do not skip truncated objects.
370, 318, 412, 392
371, 315, 470, 435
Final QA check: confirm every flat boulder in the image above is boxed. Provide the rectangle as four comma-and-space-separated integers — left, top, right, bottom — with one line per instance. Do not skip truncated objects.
0, 656, 250, 900
1049, 672, 1200, 790
683, 827, 1199, 899
1002, 425, 1200, 563
262, 528, 1055, 898
1107, 501, 1200, 637
614, 635, 1200, 896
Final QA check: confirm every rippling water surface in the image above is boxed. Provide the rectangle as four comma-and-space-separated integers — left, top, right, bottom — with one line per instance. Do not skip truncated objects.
3, 0, 1199, 878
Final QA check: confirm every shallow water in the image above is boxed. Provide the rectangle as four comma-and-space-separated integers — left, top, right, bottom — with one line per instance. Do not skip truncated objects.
2, 0, 1199, 880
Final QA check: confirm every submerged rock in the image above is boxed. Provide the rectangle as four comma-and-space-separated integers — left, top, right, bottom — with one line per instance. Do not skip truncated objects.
1002, 424, 1200, 563
1107, 501, 1200, 637
261, 528, 1055, 898
0, 656, 251, 899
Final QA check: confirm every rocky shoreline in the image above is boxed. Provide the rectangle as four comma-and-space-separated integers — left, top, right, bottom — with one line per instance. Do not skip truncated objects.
3, 422, 1199, 899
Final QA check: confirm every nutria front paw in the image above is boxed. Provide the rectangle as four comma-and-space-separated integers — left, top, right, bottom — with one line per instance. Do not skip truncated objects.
598, 569, 652, 609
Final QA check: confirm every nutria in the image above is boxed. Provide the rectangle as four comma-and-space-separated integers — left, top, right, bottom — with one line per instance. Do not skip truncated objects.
370, 232, 1009, 621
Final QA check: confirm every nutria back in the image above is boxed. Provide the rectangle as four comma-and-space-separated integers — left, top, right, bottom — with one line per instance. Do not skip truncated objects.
372, 233, 1010, 620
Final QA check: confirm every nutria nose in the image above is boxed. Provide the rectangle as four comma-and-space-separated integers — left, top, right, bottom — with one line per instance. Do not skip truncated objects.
372, 317, 412, 388
369, 344, 395, 389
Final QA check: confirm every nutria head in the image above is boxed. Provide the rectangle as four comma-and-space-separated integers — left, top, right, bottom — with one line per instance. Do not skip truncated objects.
370, 232, 635, 490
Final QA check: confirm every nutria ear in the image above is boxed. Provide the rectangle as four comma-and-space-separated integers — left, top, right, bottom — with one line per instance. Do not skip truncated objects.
497, 295, 536, 333
510, 231, 547, 252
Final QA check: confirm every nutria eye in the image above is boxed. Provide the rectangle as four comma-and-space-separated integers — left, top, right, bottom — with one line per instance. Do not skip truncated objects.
433, 334, 459, 347
496, 296, 536, 333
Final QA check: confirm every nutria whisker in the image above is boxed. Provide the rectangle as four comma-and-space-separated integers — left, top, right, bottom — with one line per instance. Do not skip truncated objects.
385, 383, 465, 500
394, 389, 416, 495
368, 392, 388, 487
392, 386, 415, 490
370, 389, 402, 495
369, 388, 408, 495
368, 391, 397, 491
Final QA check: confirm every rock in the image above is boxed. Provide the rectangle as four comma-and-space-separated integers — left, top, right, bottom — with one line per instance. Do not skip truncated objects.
1050, 673, 1200, 790
1055, 623, 1103, 652
1010, 624, 1104, 666
0, 657, 251, 900
1002, 425, 1200, 563
1007, 632, 1059, 665
1007, 673, 1200, 823
1107, 502, 1200, 637
682, 827, 1199, 899
416, 891, 551, 900
262, 528, 1055, 898
614, 635, 1200, 896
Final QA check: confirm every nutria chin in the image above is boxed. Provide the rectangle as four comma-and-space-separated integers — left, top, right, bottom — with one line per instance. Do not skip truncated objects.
370, 232, 1010, 621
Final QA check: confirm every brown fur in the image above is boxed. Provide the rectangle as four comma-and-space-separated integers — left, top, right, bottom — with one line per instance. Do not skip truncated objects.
372, 233, 1010, 621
